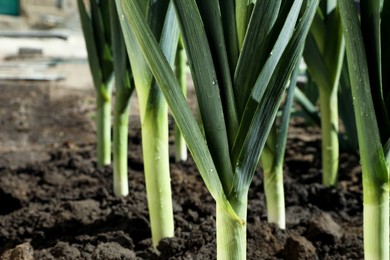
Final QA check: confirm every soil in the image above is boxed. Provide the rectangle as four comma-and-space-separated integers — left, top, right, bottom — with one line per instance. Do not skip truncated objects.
0, 80, 364, 259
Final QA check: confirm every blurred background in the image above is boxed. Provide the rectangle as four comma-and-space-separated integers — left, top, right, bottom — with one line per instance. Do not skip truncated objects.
0, 0, 98, 168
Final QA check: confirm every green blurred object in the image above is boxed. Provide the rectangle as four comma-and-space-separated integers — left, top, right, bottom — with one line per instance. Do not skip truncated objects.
0, 0, 20, 16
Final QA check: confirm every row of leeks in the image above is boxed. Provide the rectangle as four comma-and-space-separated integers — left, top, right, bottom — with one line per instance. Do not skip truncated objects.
301, 0, 390, 258
79, 0, 390, 259
119, 1, 179, 248
117, 0, 317, 259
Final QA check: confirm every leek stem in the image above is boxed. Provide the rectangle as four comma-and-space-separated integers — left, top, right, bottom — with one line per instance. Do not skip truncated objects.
235, 0, 251, 50
174, 41, 187, 162
319, 87, 339, 186
263, 165, 285, 229
174, 121, 187, 162
96, 86, 112, 166
142, 96, 174, 247
113, 100, 130, 196
216, 196, 247, 260
363, 180, 389, 260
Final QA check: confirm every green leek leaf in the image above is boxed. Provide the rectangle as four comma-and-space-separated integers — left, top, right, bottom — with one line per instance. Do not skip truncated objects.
235, 0, 253, 49
173, 0, 234, 193
303, 33, 332, 89
232, 0, 318, 193
361, 0, 390, 143
109, 0, 133, 112
196, 0, 239, 147
218, 0, 239, 74
234, 0, 281, 117
77, 0, 102, 89
90, 0, 113, 80
231, 0, 304, 167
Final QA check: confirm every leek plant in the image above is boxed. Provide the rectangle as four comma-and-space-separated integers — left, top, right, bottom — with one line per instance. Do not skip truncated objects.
117, 0, 317, 259
174, 39, 188, 162
116, 0, 180, 248
260, 65, 299, 229
78, 0, 114, 166
109, 1, 134, 197
303, 0, 345, 186
339, 0, 390, 259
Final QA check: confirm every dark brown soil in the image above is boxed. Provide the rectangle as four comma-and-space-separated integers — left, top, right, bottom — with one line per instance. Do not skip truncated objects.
0, 82, 363, 259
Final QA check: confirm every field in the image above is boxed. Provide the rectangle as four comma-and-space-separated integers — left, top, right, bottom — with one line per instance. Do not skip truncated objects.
0, 80, 363, 259
0, 2, 368, 258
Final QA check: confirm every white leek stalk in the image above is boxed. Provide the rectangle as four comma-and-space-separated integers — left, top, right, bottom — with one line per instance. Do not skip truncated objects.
174, 41, 187, 162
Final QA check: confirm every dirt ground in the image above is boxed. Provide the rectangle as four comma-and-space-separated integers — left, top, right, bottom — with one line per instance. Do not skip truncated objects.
0, 77, 364, 259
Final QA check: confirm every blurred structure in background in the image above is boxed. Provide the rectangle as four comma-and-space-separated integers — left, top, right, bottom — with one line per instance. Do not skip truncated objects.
0, 0, 79, 30
0, 0, 20, 16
